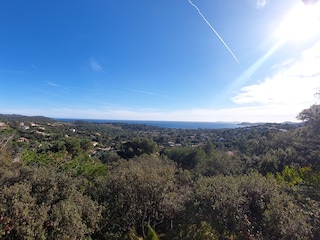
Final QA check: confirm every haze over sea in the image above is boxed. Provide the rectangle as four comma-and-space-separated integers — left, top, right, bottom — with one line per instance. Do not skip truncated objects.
56, 119, 242, 129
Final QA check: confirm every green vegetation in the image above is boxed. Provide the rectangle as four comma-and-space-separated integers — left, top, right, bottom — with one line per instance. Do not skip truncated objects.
1, 102, 320, 239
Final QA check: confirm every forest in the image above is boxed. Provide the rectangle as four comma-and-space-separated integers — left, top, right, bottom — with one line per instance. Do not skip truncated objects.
0, 103, 320, 239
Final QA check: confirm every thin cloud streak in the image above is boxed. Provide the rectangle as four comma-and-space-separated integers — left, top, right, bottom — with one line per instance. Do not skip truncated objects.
187, 0, 239, 63
0, 69, 26, 75
132, 89, 169, 98
46, 81, 59, 87
90, 59, 104, 73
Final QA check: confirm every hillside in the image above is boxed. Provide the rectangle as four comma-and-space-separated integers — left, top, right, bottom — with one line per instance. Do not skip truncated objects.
0, 105, 320, 239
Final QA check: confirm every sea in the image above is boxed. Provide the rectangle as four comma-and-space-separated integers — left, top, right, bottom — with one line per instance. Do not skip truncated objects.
56, 118, 243, 129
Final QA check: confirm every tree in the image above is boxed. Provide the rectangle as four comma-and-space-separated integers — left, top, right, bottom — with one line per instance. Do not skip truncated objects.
178, 173, 311, 239
194, 150, 243, 177
179, 221, 218, 240
0, 134, 14, 167
65, 138, 81, 157
0, 165, 102, 239
296, 104, 320, 169
203, 140, 215, 155
118, 138, 158, 159
100, 155, 190, 239
163, 147, 205, 170
297, 104, 320, 132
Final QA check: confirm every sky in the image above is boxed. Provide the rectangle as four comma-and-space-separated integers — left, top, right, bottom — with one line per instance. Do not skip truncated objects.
1, 0, 320, 122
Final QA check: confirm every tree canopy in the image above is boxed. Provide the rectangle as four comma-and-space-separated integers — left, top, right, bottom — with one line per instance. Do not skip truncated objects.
1, 103, 320, 239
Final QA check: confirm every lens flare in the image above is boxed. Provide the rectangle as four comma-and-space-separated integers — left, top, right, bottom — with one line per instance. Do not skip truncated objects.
276, 2, 320, 43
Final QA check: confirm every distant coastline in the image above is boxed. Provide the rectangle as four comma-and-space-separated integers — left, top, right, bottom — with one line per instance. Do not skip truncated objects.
55, 118, 243, 129
0, 114, 300, 130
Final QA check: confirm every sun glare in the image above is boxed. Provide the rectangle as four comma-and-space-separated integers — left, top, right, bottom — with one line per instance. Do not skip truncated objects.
276, 2, 320, 42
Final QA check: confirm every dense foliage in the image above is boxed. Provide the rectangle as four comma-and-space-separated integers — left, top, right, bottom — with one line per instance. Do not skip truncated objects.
1, 103, 320, 239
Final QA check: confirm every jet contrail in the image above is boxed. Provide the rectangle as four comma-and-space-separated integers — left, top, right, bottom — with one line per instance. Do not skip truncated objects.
187, 0, 239, 63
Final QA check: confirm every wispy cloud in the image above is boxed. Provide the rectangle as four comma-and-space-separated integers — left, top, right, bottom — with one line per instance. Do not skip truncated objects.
46, 81, 59, 87
89, 58, 104, 73
256, 0, 267, 8
187, 0, 239, 63
131, 89, 169, 98
0, 69, 26, 74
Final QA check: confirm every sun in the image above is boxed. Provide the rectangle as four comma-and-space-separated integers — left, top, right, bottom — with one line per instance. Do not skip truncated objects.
276, 2, 320, 43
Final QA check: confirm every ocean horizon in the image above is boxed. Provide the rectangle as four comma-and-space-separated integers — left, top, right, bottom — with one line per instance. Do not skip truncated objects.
55, 118, 243, 129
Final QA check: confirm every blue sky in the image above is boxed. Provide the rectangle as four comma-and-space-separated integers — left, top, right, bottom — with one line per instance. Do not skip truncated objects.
1, 0, 320, 122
